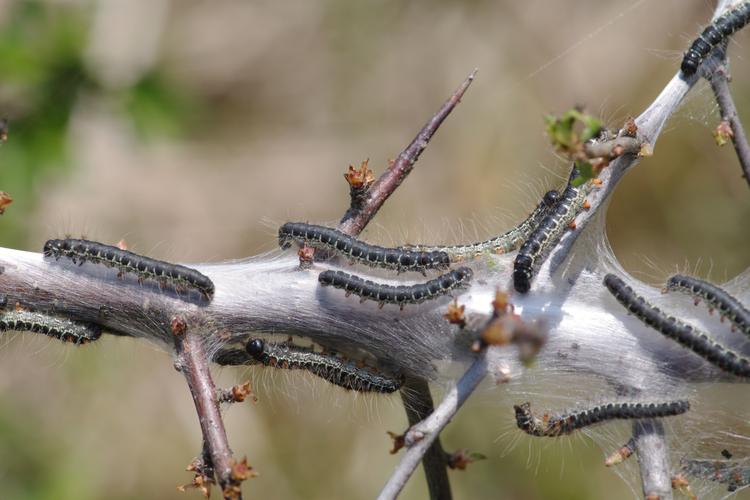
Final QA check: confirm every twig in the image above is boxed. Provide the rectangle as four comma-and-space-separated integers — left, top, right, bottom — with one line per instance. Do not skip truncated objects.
377, 353, 488, 500
400, 377, 452, 500
173, 317, 243, 500
549, 1, 742, 272
633, 420, 672, 500
709, 62, 750, 188
338, 69, 477, 236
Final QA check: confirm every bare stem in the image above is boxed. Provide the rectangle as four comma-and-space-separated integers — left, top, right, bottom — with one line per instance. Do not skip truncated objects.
633, 420, 672, 500
338, 69, 477, 236
174, 322, 243, 500
400, 377, 452, 500
378, 353, 488, 500
709, 63, 750, 188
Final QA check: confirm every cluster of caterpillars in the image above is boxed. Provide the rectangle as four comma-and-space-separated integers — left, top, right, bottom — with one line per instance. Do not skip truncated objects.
604, 273, 750, 379
8, 239, 218, 348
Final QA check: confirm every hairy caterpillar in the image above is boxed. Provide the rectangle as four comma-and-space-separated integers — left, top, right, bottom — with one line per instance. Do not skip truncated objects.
665, 274, 749, 337
514, 400, 690, 437
278, 222, 450, 273
513, 171, 590, 294
0, 310, 102, 344
681, 0, 750, 76
401, 190, 560, 261
681, 458, 750, 492
604, 273, 750, 378
245, 338, 404, 393
317, 267, 473, 310
43, 239, 215, 301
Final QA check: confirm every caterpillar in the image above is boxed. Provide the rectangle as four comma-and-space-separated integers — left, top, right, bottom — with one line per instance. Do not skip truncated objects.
665, 274, 749, 338
681, 458, 750, 492
318, 267, 473, 310
681, 1, 750, 77
604, 273, 750, 379
513, 171, 590, 294
0, 310, 102, 345
514, 400, 690, 437
278, 222, 450, 274
43, 239, 215, 301
401, 190, 561, 262
245, 338, 404, 393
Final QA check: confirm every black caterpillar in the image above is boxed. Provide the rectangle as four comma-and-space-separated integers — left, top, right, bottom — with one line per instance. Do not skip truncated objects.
43, 239, 215, 300
0, 310, 101, 345
514, 400, 690, 437
513, 170, 589, 294
681, 1, 750, 76
665, 274, 749, 338
278, 222, 450, 273
604, 273, 750, 379
318, 267, 473, 309
245, 338, 403, 393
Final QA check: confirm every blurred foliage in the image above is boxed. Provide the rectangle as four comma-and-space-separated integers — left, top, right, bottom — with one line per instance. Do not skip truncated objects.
0, 1, 200, 248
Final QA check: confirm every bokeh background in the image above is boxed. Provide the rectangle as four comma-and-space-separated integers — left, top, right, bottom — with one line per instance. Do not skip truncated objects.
0, 1, 747, 499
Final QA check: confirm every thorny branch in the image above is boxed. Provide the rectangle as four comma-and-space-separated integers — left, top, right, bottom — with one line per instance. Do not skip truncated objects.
709, 60, 750, 188
0, 2, 745, 499
338, 69, 477, 236
172, 317, 245, 500
399, 378, 452, 500
378, 353, 488, 500
336, 71, 477, 500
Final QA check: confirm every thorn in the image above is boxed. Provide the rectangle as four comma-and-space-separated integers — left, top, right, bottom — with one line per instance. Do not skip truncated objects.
217, 381, 257, 404
0, 192, 13, 215
297, 245, 315, 268
622, 117, 638, 137
171, 316, 188, 337
443, 300, 466, 328
568, 221, 577, 230
582, 199, 591, 210
713, 119, 733, 146
344, 159, 375, 190
117, 239, 128, 250
445, 449, 487, 470
387, 431, 405, 454
671, 474, 697, 500
230, 456, 258, 482
605, 438, 635, 466
491, 289, 513, 316
592, 178, 603, 186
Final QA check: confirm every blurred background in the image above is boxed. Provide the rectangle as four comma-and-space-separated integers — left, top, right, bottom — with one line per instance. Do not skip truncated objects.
0, 0, 747, 499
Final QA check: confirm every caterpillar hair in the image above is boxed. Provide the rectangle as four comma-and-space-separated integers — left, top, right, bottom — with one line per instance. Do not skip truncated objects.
514, 400, 690, 437
318, 267, 473, 310
681, 1, 750, 76
665, 274, 749, 338
278, 222, 451, 274
245, 338, 404, 393
513, 171, 589, 294
604, 273, 750, 379
401, 190, 561, 262
43, 239, 215, 301
0, 310, 102, 345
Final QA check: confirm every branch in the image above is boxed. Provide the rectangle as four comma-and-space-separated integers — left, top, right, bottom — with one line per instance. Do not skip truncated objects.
338, 69, 477, 236
399, 377, 452, 500
633, 420, 672, 500
548, 0, 738, 272
709, 62, 750, 187
378, 352, 487, 500
173, 317, 244, 500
